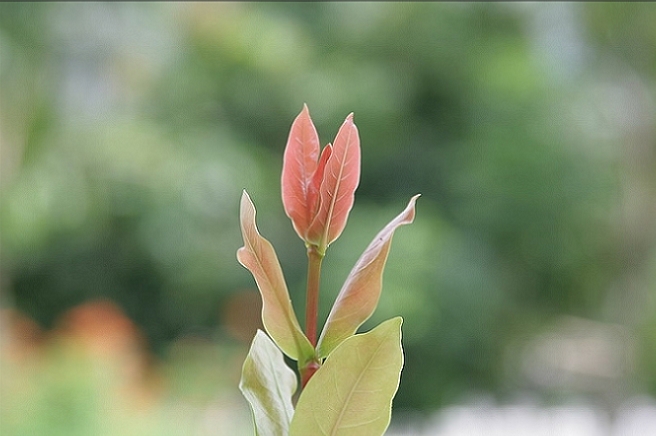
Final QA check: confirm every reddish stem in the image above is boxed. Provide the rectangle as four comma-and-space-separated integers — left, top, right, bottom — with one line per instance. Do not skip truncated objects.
305, 245, 323, 347
300, 360, 321, 389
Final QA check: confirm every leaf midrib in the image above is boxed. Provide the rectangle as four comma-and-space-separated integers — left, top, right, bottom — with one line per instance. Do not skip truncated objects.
329, 335, 387, 435
321, 127, 353, 247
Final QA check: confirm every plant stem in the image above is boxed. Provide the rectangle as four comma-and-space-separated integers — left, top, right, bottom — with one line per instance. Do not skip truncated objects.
305, 245, 324, 347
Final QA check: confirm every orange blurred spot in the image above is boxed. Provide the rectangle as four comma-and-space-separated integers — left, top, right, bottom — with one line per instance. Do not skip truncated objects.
54, 299, 144, 357
53, 299, 162, 409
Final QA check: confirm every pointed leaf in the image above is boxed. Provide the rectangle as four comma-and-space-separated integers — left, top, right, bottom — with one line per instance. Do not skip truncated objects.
317, 195, 419, 358
281, 104, 321, 240
240, 330, 298, 436
237, 190, 315, 363
289, 317, 404, 436
307, 113, 361, 252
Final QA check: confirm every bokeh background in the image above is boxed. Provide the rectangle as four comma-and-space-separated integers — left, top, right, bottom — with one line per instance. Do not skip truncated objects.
1, 2, 655, 435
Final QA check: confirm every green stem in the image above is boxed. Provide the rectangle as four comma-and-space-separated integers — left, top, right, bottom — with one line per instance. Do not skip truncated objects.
305, 245, 324, 347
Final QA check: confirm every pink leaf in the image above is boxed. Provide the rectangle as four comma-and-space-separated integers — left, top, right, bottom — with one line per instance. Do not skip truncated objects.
281, 104, 321, 242
237, 190, 315, 363
306, 113, 361, 252
316, 195, 420, 358
307, 143, 332, 229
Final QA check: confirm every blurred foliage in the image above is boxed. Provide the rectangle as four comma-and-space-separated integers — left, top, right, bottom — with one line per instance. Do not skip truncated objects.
1, 2, 655, 427
0, 303, 251, 436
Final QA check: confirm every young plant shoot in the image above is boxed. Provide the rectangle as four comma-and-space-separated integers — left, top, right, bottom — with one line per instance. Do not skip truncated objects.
237, 105, 419, 436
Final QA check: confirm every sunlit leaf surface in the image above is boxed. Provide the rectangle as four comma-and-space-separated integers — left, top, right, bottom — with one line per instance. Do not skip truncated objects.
290, 317, 404, 436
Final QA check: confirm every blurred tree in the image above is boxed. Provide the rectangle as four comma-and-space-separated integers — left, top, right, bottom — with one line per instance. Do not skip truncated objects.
1, 2, 654, 414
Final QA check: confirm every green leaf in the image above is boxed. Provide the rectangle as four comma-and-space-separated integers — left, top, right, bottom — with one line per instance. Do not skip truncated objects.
317, 195, 419, 358
289, 317, 404, 436
237, 190, 315, 364
239, 330, 298, 436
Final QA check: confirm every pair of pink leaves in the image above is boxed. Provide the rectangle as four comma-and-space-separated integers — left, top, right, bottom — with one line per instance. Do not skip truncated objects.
281, 104, 360, 254
237, 106, 419, 363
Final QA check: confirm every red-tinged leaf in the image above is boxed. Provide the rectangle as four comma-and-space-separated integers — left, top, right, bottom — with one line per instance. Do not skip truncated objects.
316, 195, 420, 358
307, 113, 361, 252
306, 143, 332, 229
281, 104, 321, 241
237, 190, 315, 364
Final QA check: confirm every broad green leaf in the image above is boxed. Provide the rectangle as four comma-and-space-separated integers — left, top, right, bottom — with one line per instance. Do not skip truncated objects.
289, 317, 404, 436
240, 330, 298, 436
237, 190, 314, 363
307, 113, 361, 253
281, 104, 322, 241
317, 195, 419, 358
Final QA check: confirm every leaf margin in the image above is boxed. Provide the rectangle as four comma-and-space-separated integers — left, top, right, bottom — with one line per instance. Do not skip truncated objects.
281, 103, 322, 241
239, 329, 298, 436
237, 189, 315, 364
316, 194, 419, 358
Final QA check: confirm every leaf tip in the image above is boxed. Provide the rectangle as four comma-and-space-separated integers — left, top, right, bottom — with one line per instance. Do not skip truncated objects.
253, 328, 268, 342
403, 194, 421, 223
409, 193, 421, 206
240, 190, 255, 221
241, 189, 251, 204
388, 316, 404, 329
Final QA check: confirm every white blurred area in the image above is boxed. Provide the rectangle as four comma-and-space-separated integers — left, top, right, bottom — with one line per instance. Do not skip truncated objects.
390, 315, 656, 435
389, 397, 656, 436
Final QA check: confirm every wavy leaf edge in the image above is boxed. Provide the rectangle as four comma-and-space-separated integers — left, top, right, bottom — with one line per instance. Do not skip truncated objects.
317, 194, 419, 358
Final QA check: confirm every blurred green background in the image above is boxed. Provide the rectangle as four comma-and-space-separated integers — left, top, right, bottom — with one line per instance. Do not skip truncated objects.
1, 2, 655, 435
